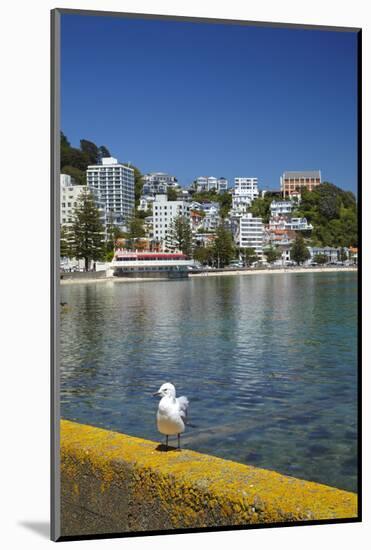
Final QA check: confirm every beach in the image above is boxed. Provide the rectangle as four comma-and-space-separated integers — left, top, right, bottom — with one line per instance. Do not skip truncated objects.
60, 266, 357, 284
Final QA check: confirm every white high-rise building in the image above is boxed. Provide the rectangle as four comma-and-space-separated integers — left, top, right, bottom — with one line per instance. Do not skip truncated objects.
232, 177, 259, 210
235, 213, 264, 257
153, 194, 190, 245
86, 157, 135, 226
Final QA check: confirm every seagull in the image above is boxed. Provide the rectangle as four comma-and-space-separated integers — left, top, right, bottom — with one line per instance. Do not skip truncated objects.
153, 382, 189, 450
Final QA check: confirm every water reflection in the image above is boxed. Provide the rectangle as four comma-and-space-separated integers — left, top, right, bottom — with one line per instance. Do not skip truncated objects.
60, 272, 357, 492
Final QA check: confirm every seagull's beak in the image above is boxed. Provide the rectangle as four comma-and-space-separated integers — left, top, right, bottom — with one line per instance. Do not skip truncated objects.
153, 391, 161, 397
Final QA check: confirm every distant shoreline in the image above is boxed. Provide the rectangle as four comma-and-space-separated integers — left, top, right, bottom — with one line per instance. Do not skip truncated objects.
60, 266, 357, 285
190, 266, 357, 278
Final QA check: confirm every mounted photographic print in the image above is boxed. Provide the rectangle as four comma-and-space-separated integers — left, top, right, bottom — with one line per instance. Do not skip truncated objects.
51, 8, 361, 542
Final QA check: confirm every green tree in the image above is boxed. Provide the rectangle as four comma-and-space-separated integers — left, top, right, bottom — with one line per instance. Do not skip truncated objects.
124, 164, 144, 209
167, 187, 178, 201
239, 247, 258, 266
69, 188, 106, 270
213, 226, 235, 267
248, 194, 275, 223
125, 217, 146, 250
61, 146, 89, 172
80, 139, 100, 165
60, 225, 71, 258
193, 245, 214, 265
264, 246, 280, 264
98, 145, 111, 160
60, 165, 86, 186
314, 254, 328, 265
61, 132, 113, 172
218, 192, 232, 218
338, 247, 348, 263
297, 183, 357, 248
104, 213, 123, 260
290, 235, 310, 265
165, 215, 193, 255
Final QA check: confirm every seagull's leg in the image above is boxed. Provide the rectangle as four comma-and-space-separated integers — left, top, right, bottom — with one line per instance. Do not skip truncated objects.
177, 433, 180, 450
166, 435, 168, 449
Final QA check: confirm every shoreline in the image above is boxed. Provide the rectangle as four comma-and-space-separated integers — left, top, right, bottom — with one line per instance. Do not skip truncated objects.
60, 266, 357, 285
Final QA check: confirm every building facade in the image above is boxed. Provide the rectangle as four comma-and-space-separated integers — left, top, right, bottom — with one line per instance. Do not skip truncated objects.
195, 176, 229, 193
234, 213, 264, 258
232, 177, 259, 210
201, 203, 221, 231
268, 216, 313, 232
270, 200, 293, 217
153, 194, 191, 244
142, 172, 179, 195
60, 174, 85, 225
60, 174, 107, 227
280, 170, 321, 198
86, 157, 135, 227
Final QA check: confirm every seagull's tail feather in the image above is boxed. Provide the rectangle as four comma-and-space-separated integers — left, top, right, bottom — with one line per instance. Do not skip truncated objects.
177, 395, 189, 415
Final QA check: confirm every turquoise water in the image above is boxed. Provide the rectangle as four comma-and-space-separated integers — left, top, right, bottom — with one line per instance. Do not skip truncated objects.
60, 272, 358, 492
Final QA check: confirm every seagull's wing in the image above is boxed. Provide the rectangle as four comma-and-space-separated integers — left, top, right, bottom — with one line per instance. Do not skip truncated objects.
176, 395, 189, 419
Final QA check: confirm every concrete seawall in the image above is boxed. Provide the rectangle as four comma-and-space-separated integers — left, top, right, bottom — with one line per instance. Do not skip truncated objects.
60, 420, 357, 537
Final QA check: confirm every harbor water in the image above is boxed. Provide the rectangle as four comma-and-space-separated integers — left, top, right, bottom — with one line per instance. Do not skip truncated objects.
60, 271, 358, 492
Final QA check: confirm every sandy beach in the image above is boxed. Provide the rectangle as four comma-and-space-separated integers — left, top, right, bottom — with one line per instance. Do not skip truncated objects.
59, 266, 357, 284
190, 266, 357, 277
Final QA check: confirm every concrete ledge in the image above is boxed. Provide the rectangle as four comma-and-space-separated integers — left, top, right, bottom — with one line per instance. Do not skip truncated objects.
60, 419, 357, 537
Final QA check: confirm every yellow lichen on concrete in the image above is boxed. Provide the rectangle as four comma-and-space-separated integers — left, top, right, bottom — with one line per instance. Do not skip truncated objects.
60, 419, 357, 534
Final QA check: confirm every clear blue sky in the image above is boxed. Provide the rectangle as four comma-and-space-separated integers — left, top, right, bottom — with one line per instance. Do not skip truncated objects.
61, 13, 358, 193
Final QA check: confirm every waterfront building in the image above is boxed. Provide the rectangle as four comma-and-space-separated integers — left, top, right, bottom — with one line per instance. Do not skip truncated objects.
111, 251, 194, 278
86, 157, 135, 227
153, 194, 190, 244
142, 172, 179, 195
280, 170, 321, 198
270, 200, 293, 217
195, 176, 229, 193
234, 213, 264, 258
308, 247, 346, 264
262, 226, 296, 265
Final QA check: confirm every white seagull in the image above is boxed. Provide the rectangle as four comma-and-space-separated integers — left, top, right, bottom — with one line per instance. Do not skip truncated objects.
153, 382, 189, 449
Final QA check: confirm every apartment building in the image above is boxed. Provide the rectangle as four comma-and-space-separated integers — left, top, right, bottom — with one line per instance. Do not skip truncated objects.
153, 194, 191, 244
195, 176, 228, 193
142, 172, 179, 195
280, 170, 321, 198
268, 216, 313, 231
270, 200, 293, 217
60, 174, 108, 230
86, 157, 135, 226
235, 213, 264, 257
232, 177, 259, 210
